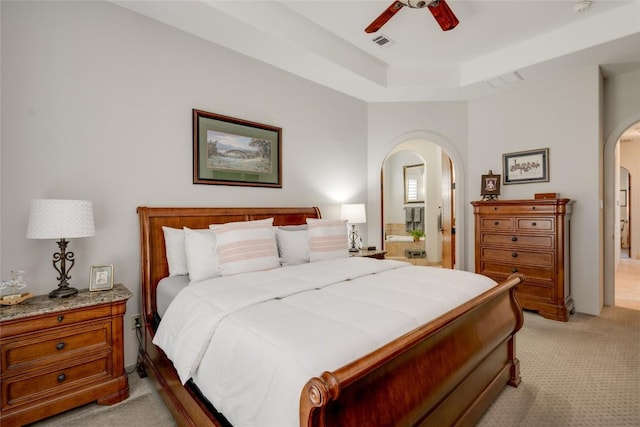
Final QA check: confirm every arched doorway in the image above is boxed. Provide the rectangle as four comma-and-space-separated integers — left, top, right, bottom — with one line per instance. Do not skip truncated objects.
604, 118, 640, 307
380, 139, 456, 269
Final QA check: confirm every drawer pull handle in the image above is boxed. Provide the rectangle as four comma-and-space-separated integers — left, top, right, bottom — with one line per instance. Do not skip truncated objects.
57, 315, 64, 322
512, 268, 519, 273
512, 236, 518, 242
56, 342, 65, 351
511, 252, 518, 258
532, 222, 537, 226
494, 221, 499, 226
57, 373, 66, 383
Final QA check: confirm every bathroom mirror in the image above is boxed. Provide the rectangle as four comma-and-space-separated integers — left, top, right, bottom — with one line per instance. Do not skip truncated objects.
404, 164, 425, 203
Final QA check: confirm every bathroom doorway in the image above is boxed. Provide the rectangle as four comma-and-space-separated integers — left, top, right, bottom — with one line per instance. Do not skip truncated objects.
381, 140, 455, 268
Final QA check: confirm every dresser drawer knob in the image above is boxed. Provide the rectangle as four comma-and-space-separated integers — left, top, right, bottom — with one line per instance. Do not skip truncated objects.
56, 342, 66, 351
512, 268, 519, 273
57, 373, 66, 383
532, 222, 537, 226
494, 221, 499, 226
57, 315, 64, 323
511, 252, 518, 258
512, 236, 518, 242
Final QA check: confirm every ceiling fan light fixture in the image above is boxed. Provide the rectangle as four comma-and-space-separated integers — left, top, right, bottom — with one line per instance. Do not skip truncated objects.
574, 0, 592, 13
403, 0, 430, 9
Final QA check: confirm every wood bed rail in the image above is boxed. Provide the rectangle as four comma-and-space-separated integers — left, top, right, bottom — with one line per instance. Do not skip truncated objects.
300, 274, 524, 427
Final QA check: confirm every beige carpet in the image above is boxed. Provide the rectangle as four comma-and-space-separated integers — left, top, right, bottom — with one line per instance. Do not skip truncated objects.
31, 307, 639, 426
29, 373, 176, 427
478, 307, 640, 426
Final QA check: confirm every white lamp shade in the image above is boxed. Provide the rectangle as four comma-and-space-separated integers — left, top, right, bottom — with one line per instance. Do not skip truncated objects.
340, 203, 367, 224
26, 199, 95, 239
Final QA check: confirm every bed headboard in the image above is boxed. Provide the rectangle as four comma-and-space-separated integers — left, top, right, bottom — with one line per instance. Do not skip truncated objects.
137, 206, 321, 328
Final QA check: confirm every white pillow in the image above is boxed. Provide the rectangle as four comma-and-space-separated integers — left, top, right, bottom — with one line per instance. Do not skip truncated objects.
162, 226, 188, 276
183, 227, 221, 282
210, 218, 280, 276
306, 218, 349, 262
275, 226, 309, 266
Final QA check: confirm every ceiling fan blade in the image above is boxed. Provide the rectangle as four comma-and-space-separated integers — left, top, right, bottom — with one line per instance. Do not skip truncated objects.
365, 1, 405, 33
427, 0, 459, 31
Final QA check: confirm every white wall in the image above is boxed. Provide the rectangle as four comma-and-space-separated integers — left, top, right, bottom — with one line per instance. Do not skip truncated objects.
603, 69, 640, 305
0, 1, 367, 367
468, 67, 603, 315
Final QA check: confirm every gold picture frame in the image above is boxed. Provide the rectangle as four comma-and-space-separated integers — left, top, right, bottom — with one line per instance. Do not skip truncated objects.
89, 264, 114, 291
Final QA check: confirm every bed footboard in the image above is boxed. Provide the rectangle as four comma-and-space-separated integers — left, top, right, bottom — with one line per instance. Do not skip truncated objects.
300, 274, 523, 427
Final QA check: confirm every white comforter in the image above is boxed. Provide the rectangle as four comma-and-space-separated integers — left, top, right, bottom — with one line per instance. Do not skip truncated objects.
153, 257, 497, 427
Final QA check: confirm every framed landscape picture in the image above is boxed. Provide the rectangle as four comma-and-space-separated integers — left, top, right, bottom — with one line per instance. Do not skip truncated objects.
503, 148, 549, 185
193, 109, 282, 187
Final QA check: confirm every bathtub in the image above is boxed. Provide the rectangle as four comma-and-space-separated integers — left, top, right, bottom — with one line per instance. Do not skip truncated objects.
386, 235, 415, 242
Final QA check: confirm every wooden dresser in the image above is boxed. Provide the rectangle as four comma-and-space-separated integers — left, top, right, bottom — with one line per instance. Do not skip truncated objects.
0, 284, 132, 426
471, 199, 574, 321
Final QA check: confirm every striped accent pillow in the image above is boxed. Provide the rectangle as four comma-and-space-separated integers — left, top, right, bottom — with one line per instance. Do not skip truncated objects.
306, 218, 349, 262
210, 218, 280, 276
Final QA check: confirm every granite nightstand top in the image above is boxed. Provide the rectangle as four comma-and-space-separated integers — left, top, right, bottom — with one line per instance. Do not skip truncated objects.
0, 284, 132, 322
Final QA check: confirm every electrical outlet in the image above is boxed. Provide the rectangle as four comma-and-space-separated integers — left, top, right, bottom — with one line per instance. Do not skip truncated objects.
131, 314, 142, 330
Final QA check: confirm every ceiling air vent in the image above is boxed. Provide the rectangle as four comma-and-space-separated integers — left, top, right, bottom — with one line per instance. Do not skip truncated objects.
371, 34, 394, 48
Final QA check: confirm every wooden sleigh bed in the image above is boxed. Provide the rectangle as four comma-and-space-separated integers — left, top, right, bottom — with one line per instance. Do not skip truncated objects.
137, 206, 524, 427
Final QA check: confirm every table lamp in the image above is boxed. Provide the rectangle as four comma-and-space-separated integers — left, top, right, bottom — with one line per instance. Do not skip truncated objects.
341, 203, 366, 252
26, 199, 95, 298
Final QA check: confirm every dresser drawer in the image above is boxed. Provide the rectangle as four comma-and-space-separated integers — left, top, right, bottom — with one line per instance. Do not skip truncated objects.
516, 218, 554, 232
480, 247, 554, 266
2, 322, 111, 373
480, 233, 554, 249
480, 261, 555, 282
474, 203, 559, 215
2, 355, 111, 408
517, 283, 555, 304
480, 217, 514, 231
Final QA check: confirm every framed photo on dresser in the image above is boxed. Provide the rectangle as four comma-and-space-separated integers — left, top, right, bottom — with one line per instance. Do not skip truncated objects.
89, 265, 114, 291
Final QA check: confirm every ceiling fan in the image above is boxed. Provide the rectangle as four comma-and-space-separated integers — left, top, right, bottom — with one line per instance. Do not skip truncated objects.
365, 0, 459, 33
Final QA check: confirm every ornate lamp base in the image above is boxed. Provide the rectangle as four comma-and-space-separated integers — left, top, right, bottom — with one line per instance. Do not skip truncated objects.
49, 285, 78, 298
48, 238, 79, 298
348, 224, 360, 252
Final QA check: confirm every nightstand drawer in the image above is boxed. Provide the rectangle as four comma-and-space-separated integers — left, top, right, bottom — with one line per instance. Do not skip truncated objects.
2, 322, 111, 372
2, 355, 110, 408
0, 305, 113, 337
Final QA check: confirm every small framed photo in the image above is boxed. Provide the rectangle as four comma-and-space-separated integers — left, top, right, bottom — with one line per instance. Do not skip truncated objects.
503, 148, 549, 185
89, 265, 114, 291
481, 170, 501, 199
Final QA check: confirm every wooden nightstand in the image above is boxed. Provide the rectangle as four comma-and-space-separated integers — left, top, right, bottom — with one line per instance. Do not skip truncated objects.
349, 249, 387, 259
0, 284, 132, 426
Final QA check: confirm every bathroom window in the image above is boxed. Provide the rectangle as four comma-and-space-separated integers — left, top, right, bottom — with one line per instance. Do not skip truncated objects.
404, 164, 425, 204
